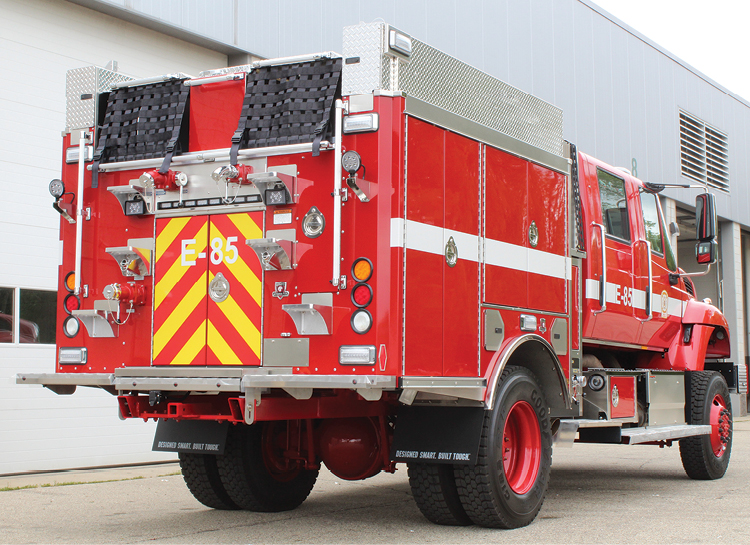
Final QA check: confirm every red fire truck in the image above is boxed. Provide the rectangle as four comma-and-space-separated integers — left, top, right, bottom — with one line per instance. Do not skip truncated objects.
19, 23, 734, 529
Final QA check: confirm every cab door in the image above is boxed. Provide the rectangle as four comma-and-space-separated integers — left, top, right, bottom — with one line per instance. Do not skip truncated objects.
636, 191, 683, 348
586, 162, 641, 345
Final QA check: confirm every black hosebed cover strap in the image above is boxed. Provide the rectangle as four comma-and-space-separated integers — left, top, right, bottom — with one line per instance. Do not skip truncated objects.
92, 78, 189, 187
230, 58, 342, 165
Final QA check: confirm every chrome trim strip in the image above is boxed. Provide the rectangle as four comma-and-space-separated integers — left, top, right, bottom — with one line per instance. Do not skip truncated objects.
480, 303, 568, 319
93, 143, 332, 173
242, 373, 397, 390
583, 337, 663, 351
16, 373, 114, 387
404, 97, 570, 175
114, 377, 241, 392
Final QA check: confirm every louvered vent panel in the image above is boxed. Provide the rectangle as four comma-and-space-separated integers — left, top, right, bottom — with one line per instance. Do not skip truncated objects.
679, 110, 729, 192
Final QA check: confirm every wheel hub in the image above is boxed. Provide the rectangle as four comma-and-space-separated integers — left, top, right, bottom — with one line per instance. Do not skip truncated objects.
502, 400, 541, 495
709, 394, 732, 458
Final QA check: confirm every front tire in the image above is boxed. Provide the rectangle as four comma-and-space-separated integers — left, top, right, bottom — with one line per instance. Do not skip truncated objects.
455, 366, 552, 528
217, 422, 318, 512
680, 371, 733, 480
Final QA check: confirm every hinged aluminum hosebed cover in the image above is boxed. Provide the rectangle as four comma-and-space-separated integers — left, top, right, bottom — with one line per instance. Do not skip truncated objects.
342, 22, 565, 158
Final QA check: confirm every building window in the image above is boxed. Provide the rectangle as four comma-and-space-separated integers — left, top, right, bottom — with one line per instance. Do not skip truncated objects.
0, 287, 13, 343
679, 110, 729, 192
0, 287, 56, 344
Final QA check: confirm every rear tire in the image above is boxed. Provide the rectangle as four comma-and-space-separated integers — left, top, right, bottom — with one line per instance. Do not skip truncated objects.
179, 452, 240, 510
680, 371, 733, 480
455, 366, 552, 528
217, 422, 318, 512
408, 463, 473, 526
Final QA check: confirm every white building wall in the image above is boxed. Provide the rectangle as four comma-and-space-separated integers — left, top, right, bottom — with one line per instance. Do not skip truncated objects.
0, 0, 226, 475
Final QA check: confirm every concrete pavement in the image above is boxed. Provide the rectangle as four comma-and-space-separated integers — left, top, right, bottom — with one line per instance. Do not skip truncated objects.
1, 419, 749, 543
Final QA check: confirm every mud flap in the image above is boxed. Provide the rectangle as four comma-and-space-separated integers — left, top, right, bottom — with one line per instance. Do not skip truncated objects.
152, 420, 229, 455
391, 406, 485, 465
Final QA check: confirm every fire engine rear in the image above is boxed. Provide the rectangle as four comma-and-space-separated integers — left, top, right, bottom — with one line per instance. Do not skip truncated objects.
19, 23, 733, 528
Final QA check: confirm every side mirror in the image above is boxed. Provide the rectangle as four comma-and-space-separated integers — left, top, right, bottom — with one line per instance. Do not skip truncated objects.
695, 193, 716, 242
696, 240, 717, 265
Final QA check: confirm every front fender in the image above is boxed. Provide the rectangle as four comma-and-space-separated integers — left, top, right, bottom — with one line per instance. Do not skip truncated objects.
683, 299, 730, 329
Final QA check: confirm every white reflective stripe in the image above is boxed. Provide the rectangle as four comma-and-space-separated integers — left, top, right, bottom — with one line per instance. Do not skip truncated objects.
485, 238, 526, 269
585, 279, 683, 317
585, 278, 599, 300
390, 218, 405, 247
392, 218, 569, 279
406, 220, 444, 255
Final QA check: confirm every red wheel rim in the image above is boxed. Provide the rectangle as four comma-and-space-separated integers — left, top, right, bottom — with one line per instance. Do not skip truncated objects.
709, 394, 731, 458
502, 401, 542, 494
261, 422, 303, 482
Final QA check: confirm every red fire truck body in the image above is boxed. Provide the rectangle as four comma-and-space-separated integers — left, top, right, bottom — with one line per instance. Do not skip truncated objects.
20, 23, 734, 528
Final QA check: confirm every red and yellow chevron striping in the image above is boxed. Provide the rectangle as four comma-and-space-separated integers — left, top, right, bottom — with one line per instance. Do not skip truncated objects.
152, 212, 263, 366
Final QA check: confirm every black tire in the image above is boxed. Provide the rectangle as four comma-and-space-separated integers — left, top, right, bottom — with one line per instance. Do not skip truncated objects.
455, 366, 552, 529
680, 371, 733, 480
408, 463, 473, 526
179, 452, 240, 510
216, 422, 318, 512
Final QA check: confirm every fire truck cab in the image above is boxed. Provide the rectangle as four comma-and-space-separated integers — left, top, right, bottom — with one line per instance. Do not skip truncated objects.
19, 23, 733, 529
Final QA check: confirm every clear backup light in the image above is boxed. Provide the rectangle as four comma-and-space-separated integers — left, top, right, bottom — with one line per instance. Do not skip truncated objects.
63, 316, 80, 338
65, 145, 94, 164
388, 29, 413, 58
59, 347, 87, 365
339, 345, 376, 365
343, 113, 379, 134
351, 309, 373, 334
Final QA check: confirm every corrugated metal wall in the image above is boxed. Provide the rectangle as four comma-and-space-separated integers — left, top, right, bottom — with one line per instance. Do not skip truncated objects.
0, 0, 227, 475
90, 0, 750, 226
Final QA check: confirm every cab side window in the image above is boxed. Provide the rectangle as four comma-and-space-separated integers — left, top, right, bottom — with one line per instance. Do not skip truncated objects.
641, 192, 664, 255
597, 169, 631, 242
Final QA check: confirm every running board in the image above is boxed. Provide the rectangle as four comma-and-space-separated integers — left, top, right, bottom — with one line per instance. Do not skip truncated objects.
554, 420, 710, 447
620, 424, 711, 444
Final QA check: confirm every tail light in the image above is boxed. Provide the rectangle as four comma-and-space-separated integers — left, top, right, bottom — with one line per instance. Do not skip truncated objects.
351, 283, 373, 307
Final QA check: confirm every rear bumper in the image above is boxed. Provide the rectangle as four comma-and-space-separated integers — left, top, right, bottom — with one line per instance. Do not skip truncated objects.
16, 368, 397, 397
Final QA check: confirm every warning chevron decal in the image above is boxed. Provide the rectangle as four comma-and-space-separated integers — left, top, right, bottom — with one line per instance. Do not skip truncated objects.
206, 213, 263, 366
152, 212, 263, 366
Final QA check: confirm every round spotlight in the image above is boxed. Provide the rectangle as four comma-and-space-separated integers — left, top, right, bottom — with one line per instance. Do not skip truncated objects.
351, 257, 373, 283
588, 374, 605, 392
351, 309, 373, 334
351, 283, 373, 308
63, 316, 80, 338
302, 206, 326, 238
64, 271, 76, 293
49, 179, 65, 199
63, 293, 80, 315
341, 150, 362, 175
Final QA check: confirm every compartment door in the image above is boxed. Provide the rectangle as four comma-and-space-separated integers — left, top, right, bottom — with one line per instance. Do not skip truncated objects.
153, 216, 209, 366
206, 212, 264, 366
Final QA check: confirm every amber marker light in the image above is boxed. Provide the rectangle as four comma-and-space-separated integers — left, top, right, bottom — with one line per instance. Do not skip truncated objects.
352, 257, 373, 283
64, 271, 76, 292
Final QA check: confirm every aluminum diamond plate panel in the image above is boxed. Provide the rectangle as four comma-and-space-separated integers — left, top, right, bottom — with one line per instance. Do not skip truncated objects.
342, 23, 387, 96
341, 22, 564, 157
66, 66, 133, 132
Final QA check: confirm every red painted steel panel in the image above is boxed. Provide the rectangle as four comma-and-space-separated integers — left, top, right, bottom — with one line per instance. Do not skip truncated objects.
527, 162, 567, 313
485, 146, 528, 309
443, 131, 480, 376
404, 118, 444, 377
610, 376, 636, 419
188, 79, 246, 152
